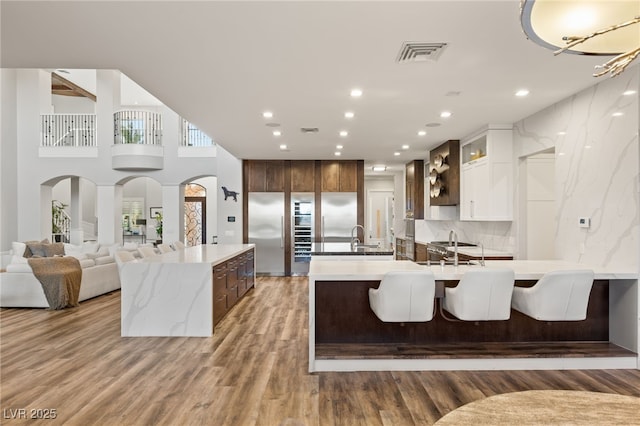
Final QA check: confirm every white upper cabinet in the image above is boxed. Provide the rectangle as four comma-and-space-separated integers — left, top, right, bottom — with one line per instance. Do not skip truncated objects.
460, 126, 513, 221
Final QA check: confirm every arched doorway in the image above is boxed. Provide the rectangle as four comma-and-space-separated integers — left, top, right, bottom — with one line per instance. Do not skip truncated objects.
184, 183, 206, 246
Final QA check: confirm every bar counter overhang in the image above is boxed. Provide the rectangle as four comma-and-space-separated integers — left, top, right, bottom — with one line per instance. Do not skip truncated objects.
308, 260, 639, 372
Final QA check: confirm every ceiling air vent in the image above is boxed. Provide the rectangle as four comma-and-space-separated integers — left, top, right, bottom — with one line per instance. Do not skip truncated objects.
300, 127, 319, 134
396, 42, 448, 63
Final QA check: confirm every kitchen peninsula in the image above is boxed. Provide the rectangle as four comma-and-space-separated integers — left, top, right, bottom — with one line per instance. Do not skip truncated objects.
120, 244, 255, 337
308, 260, 638, 372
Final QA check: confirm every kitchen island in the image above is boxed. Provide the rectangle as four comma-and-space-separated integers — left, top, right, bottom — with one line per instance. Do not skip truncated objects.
120, 244, 255, 337
310, 242, 394, 260
308, 259, 638, 372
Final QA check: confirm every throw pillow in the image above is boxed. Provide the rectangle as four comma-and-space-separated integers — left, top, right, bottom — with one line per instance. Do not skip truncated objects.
11, 241, 26, 257
45, 242, 65, 257
82, 241, 100, 254
26, 243, 48, 258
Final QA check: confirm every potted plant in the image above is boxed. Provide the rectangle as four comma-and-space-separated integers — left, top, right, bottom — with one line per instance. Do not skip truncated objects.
154, 212, 163, 240
52, 200, 68, 242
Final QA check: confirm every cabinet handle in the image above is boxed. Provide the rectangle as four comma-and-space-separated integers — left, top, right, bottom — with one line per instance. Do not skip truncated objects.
321, 216, 325, 243
470, 200, 474, 218
281, 216, 284, 248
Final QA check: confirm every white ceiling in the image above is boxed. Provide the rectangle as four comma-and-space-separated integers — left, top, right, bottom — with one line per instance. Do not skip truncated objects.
1, 1, 615, 173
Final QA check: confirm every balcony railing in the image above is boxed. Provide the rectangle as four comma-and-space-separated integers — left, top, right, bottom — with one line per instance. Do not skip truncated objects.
41, 114, 97, 147
114, 110, 162, 145
180, 119, 214, 147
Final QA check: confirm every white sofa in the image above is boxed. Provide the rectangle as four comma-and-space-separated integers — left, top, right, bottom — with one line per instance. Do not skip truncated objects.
0, 241, 138, 308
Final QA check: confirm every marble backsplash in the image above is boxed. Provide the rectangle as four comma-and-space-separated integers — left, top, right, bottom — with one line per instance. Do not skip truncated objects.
414, 218, 514, 252
513, 67, 639, 269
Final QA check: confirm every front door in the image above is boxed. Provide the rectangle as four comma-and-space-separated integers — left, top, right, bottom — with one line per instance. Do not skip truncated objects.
185, 196, 206, 246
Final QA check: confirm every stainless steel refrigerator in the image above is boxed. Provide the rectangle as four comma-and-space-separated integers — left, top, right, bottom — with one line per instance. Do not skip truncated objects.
291, 193, 314, 275
321, 192, 357, 242
248, 192, 285, 276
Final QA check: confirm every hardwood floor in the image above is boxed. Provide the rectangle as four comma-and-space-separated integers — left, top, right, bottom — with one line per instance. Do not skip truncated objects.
1, 276, 639, 425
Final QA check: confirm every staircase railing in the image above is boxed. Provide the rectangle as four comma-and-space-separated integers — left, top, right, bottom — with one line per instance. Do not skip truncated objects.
41, 114, 97, 147
180, 119, 214, 147
114, 110, 162, 145
52, 205, 71, 243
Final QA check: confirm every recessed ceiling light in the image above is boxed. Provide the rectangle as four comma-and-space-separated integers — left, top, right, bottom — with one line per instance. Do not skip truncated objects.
372, 165, 387, 172
263, 111, 273, 118
273, 130, 282, 136
350, 88, 363, 97
558, 152, 566, 156
339, 130, 348, 137
402, 144, 410, 150
394, 152, 400, 156
612, 112, 624, 117
418, 130, 426, 136
279, 144, 288, 150
336, 145, 343, 150
515, 89, 530, 97
623, 90, 637, 96
265, 122, 280, 128
557, 131, 567, 135
344, 111, 355, 119
334, 151, 342, 156
440, 111, 452, 118
425, 122, 441, 127
585, 145, 592, 149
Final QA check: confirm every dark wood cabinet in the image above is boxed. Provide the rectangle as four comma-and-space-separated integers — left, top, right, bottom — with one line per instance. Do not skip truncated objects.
429, 140, 459, 206
245, 160, 285, 192
212, 248, 255, 327
321, 161, 340, 192
405, 160, 424, 219
415, 242, 428, 262
338, 160, 358, 192
320, 160, 357, 192
395, 238, 406, 260
290, 161, 315, 192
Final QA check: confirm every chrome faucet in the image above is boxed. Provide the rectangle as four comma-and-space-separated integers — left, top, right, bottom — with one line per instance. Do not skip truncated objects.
448, 229, 458, 266
479, 242, 485, 267
351, 224, 364, 250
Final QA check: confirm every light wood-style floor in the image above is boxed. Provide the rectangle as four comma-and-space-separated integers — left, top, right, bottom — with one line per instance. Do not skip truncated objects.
1, 276, 639, 425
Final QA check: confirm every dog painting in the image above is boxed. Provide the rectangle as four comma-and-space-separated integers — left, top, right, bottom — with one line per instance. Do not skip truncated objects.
221, 186, 239, 202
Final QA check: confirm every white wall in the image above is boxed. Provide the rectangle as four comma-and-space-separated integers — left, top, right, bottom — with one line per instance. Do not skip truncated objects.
52, 95, 95, 113
1, 69, 19, 250
216, 145, 243, 244
513, 67, 639, 268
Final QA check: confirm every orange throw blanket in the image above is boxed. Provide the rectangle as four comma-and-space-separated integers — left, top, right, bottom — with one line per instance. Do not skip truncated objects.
27, 257, 82, 309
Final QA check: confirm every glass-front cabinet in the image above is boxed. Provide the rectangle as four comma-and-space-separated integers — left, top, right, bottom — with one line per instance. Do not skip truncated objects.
461, 134, 487, 165
460, 126, 513, 221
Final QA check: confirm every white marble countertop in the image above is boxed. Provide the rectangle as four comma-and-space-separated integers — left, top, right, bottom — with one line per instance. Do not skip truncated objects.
139, 244, 254, 266
308, 259, 638, 280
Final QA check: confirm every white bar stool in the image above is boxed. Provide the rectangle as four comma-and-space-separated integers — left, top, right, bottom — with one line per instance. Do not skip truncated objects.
511, 269, 594, 321
368, 271, 436, 322
442, 268, 515, 321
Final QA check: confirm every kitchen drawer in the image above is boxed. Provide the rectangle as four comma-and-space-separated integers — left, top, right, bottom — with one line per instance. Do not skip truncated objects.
213, 292, 228, 325
213, 264, 227, 295
227, 285, 239, 308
